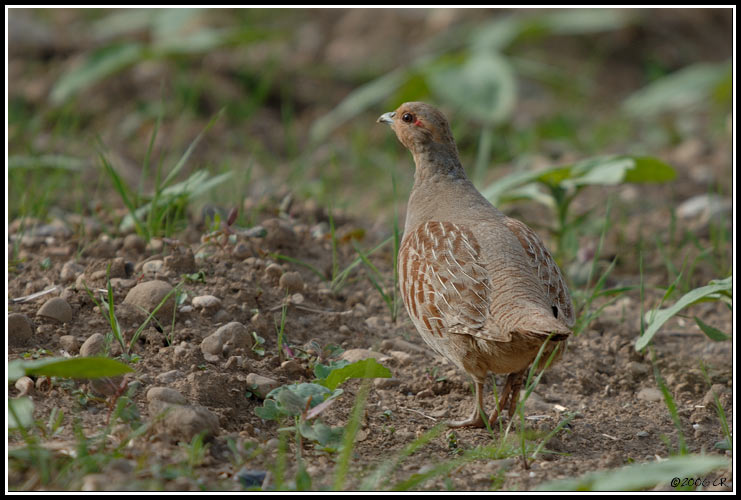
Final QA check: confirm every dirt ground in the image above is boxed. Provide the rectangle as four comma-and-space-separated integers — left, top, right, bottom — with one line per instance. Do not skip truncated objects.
6, 184, 733, 491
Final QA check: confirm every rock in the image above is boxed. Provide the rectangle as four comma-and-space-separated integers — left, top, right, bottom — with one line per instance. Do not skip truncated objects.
389, 350, 412, 366
142, 260, 164, 277
60, 261, 85, 283
37, 297, 73, 323
262, 218, 297, 248
59, 335, 80, 354
8, 313, 33, 346
216, 322, 252, 350
677, 194, 732, 222
380, 338, 428, 354
636, 431, 650, 438
123, 280, 175, 323
159, 404, 220, 442
637, 387, 663, 402
280, 360, 303, 377
233, 242, 251, 260
264, 263, 284, 280
15, 376, 35, 397
123, 234, 146, 253
340, 348, 387, 363
627, 361, 650, 379
702, 384, 730, 406
80, 333, 106, 357
416, 389, 434, 399
236, 469, 268, 488
88, 376, 125, 396
364, 316, 386, 331
279, 272, 304, 293
147, 387, 188, 405
245, 374, 280, 399
374, 377, 401, 389
156, 370, 184, 385
213, 309, 231, 324
192, 295, 222, 313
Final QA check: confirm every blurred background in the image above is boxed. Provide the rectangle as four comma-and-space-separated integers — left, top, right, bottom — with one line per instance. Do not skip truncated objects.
7, 7, 733, 282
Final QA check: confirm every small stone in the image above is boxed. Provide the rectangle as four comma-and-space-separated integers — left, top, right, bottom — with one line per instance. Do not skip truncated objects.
123, 280, 175, 323
280, 360, 303, 377
340, 348, 387, 363
59, 335, 80, 354
60, 261, 85, 283
164, 249, 196, 274
338, 325, 351, 336
279, 272, 304, 293
80, 333, 106, 357
374, 377, 401, 389
389, 350, 412, 366
245, 374, 280, 399
123, 234, 146, 253
364, 316, 386, 330
155, 370, 184, 385
159, 404, 220, 442
233, 243, 251, 260
147, 387, 187, 405
142, 260, 164, 277
213, 309, 231, 324
636, 431, 650, 438
290, 293, 304, 304
416, 389, 434, 399
15, 376, 35, 397
192, 295, 222, 313
702, 384, 730, 406
8, 313, 33, 346
627, 361, 650, 378
637, 388, 663, 402
352, 303, 367, 317
264, 263, 283, 280
37, 297, 73, 323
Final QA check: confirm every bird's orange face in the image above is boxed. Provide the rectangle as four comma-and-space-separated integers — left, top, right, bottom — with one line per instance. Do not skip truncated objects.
378, 102, 456, 154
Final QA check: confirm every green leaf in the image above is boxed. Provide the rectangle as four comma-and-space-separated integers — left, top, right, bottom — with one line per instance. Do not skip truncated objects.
637, 277, 732, 351
254, 399, 280, 421
623, 61, 731, 119
427, 51, 516, 126
298, 420, 344, 449
8, 357, 133, 382
8, 397, 35, 429
538, 455, 729, 491
313, 359, 350, 380
316, 358, 391, 391
256, 383, 342, 421
8, 154, 87, 171
50, 43, 145, 105
694, 316, 731, 342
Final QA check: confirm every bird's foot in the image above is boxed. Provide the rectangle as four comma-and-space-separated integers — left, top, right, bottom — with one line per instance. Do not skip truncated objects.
447, 414, 485, 428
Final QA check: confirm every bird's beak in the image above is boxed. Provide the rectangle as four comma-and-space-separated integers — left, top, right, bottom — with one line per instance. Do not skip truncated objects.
377, 111, 395, 124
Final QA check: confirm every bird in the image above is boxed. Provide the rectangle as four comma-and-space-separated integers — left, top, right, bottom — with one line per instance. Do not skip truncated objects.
377, 102, 574, 428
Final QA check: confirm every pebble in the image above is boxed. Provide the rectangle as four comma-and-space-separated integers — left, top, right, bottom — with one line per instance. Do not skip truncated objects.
637, 387, 663, 402
142, 260, 164, 277
15, 376, 35, 397
37, 297, 73, 323
702, 384, 730, 406
201, 322, 252, 361
245, 374, 280, 399
627, 361, 650, 378
636, 431, 650, 438
122, 234, 146, 253
80, 333, 106, 357
147, 387, 187, 405
388, 350, 412, 366
192, 295, 222, 312
364, 316, 386, 330
123, 280, 175, 323
279, 272, 304, 293
264, 263, 284, 280
233, 242, 251, 260
374, 377, 401, 389
60, 261, 85, 283
340, 348, 388, 363
236, 469, 268, 488
164, 249, 196, 274
8, 313, 33, 346
59, 335, 80, 354
159, 404, 220, 442
155, 369, 183, 384
338, 325, 351, 336
416, 389, 434, 399
380, 338, 427, 354
280, 360, 303, 377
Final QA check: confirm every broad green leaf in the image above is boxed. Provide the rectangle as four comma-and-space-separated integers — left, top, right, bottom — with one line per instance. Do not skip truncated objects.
427, 51, 516, 126
254, 399, 280, 421
313, 359, 350, 380
538, 455, 729, 491
298, 420, 344, 449
8, 397, 34, 429
8, 357, 133, 382
50, 43, 145, 105
317, 358, 391, 391
694, 316, 731, 342
637, 277, 732, 351
623, 61, 731, 119
256, 383, 343, 421
622, 156, 676, 183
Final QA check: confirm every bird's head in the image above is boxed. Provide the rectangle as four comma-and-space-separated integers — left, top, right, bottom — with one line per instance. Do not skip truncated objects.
377, 102, 457, 155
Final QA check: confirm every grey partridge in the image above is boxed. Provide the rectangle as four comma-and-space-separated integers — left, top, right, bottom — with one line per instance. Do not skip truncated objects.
378, 102, 574, 428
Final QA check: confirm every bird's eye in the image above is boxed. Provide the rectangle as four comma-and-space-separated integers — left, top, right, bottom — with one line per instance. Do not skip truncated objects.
402, 112, 414, 123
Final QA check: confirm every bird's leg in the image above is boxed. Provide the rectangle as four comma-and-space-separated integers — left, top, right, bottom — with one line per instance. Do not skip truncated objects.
506, 370, 526, 419
487, 369, 527, 425
448, 380, 485, 428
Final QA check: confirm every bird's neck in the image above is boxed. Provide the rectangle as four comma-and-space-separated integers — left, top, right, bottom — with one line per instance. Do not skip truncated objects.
411, 143, 467, 186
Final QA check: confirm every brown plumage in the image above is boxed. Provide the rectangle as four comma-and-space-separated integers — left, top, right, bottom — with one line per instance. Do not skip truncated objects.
378, 102, 574, 428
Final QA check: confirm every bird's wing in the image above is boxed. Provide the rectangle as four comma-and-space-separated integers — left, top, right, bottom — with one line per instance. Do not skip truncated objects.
399, 221, 511, 343
503, 217, 575, 328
